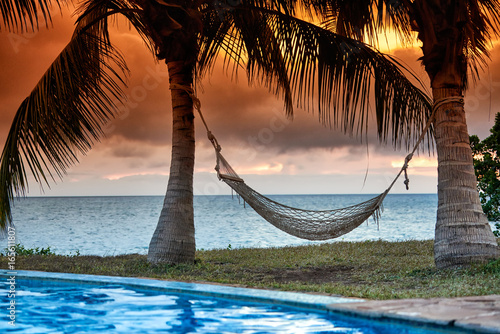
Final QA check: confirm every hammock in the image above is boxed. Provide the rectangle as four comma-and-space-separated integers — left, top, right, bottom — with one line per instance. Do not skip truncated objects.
170, 84, 460, 241
214, 148, 389, 240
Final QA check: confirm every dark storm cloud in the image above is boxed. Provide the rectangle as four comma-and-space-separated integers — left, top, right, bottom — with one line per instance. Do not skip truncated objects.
109, 143, 155, 159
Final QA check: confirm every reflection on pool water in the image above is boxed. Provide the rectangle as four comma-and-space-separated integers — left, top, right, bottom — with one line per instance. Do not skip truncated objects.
1, 277, 461, 333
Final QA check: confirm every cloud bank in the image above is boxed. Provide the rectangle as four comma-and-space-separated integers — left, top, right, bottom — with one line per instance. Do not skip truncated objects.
1, 10, 499, 196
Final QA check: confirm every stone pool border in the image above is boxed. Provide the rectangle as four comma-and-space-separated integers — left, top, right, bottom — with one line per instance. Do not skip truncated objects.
329, 295, 500, 334
2, 270, 498, 333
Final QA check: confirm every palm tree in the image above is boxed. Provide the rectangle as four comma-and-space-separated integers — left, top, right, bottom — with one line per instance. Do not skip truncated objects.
0, 0, 497, 267
317, 0, 500, 269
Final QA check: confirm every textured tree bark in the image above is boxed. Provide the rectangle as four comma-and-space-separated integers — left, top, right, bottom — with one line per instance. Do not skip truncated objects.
433, 88, 499, 269
147, 61, 196, 264
411, 0, 499, 269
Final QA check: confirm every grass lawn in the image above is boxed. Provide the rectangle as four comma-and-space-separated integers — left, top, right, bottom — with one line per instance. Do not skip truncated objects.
1, 239, 499, 300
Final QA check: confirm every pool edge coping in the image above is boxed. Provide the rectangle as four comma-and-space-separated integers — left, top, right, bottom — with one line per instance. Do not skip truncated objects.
327, 297, 500, 334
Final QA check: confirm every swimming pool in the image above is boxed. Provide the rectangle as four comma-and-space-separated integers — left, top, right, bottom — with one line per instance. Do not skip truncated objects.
1, 270, 467, 333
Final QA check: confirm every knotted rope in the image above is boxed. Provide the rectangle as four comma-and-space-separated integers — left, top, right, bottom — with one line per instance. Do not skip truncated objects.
388, 95, 464, 191
170, 83, 220, 151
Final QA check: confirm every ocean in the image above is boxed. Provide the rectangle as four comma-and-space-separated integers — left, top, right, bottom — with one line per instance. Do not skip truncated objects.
3, 194, 441, 256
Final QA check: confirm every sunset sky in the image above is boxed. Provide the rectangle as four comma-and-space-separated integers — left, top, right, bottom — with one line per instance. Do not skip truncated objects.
1, 8, 499, 197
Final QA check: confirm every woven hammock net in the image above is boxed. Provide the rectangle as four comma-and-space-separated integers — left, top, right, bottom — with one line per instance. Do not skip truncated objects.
215, 150, 389, 240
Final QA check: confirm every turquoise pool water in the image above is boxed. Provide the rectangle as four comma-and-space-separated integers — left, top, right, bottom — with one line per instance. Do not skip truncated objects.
0, 271, 466, 333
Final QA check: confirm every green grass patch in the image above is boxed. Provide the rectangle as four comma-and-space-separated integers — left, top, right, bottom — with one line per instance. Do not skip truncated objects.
1, 240, 499, 300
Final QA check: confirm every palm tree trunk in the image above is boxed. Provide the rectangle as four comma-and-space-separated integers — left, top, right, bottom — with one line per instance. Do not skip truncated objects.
148, 61, 196, 264
433, 87, 499, 269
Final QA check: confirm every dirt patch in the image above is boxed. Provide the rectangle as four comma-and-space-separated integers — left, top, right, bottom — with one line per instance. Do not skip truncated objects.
263, 265, 356, 284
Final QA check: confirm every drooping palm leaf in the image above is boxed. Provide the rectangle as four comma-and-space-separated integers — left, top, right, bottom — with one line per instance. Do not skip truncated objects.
478, 0, 500, 30
199, 2, 432, 149
271, 11, 432, 147
304, 0, 415, 46
459, 0, 500, 84
233, 8, 295, 114
317, 0, 500, 87
0, 6, 128, 229
75, 0, 157, 57
0, 0, 64, 32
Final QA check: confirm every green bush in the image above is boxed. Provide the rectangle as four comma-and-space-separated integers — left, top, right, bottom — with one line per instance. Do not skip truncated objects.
1, 243, 56, 256
470, 113, 500, 236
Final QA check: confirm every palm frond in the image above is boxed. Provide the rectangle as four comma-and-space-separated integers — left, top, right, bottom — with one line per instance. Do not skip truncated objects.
461, 0, 500, 85
477, 0, 500, 34
76, 0, 157, 57
199, 3, 432, 148
199, 6, 292, 113
304, 0, 415, 47
198, 5, 247, 78
233, 8, 295, 114
0, 7, 128, 230
0, 0, 64, 32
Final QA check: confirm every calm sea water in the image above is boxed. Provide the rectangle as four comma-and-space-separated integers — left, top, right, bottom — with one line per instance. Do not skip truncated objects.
5, 194, 438, 256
